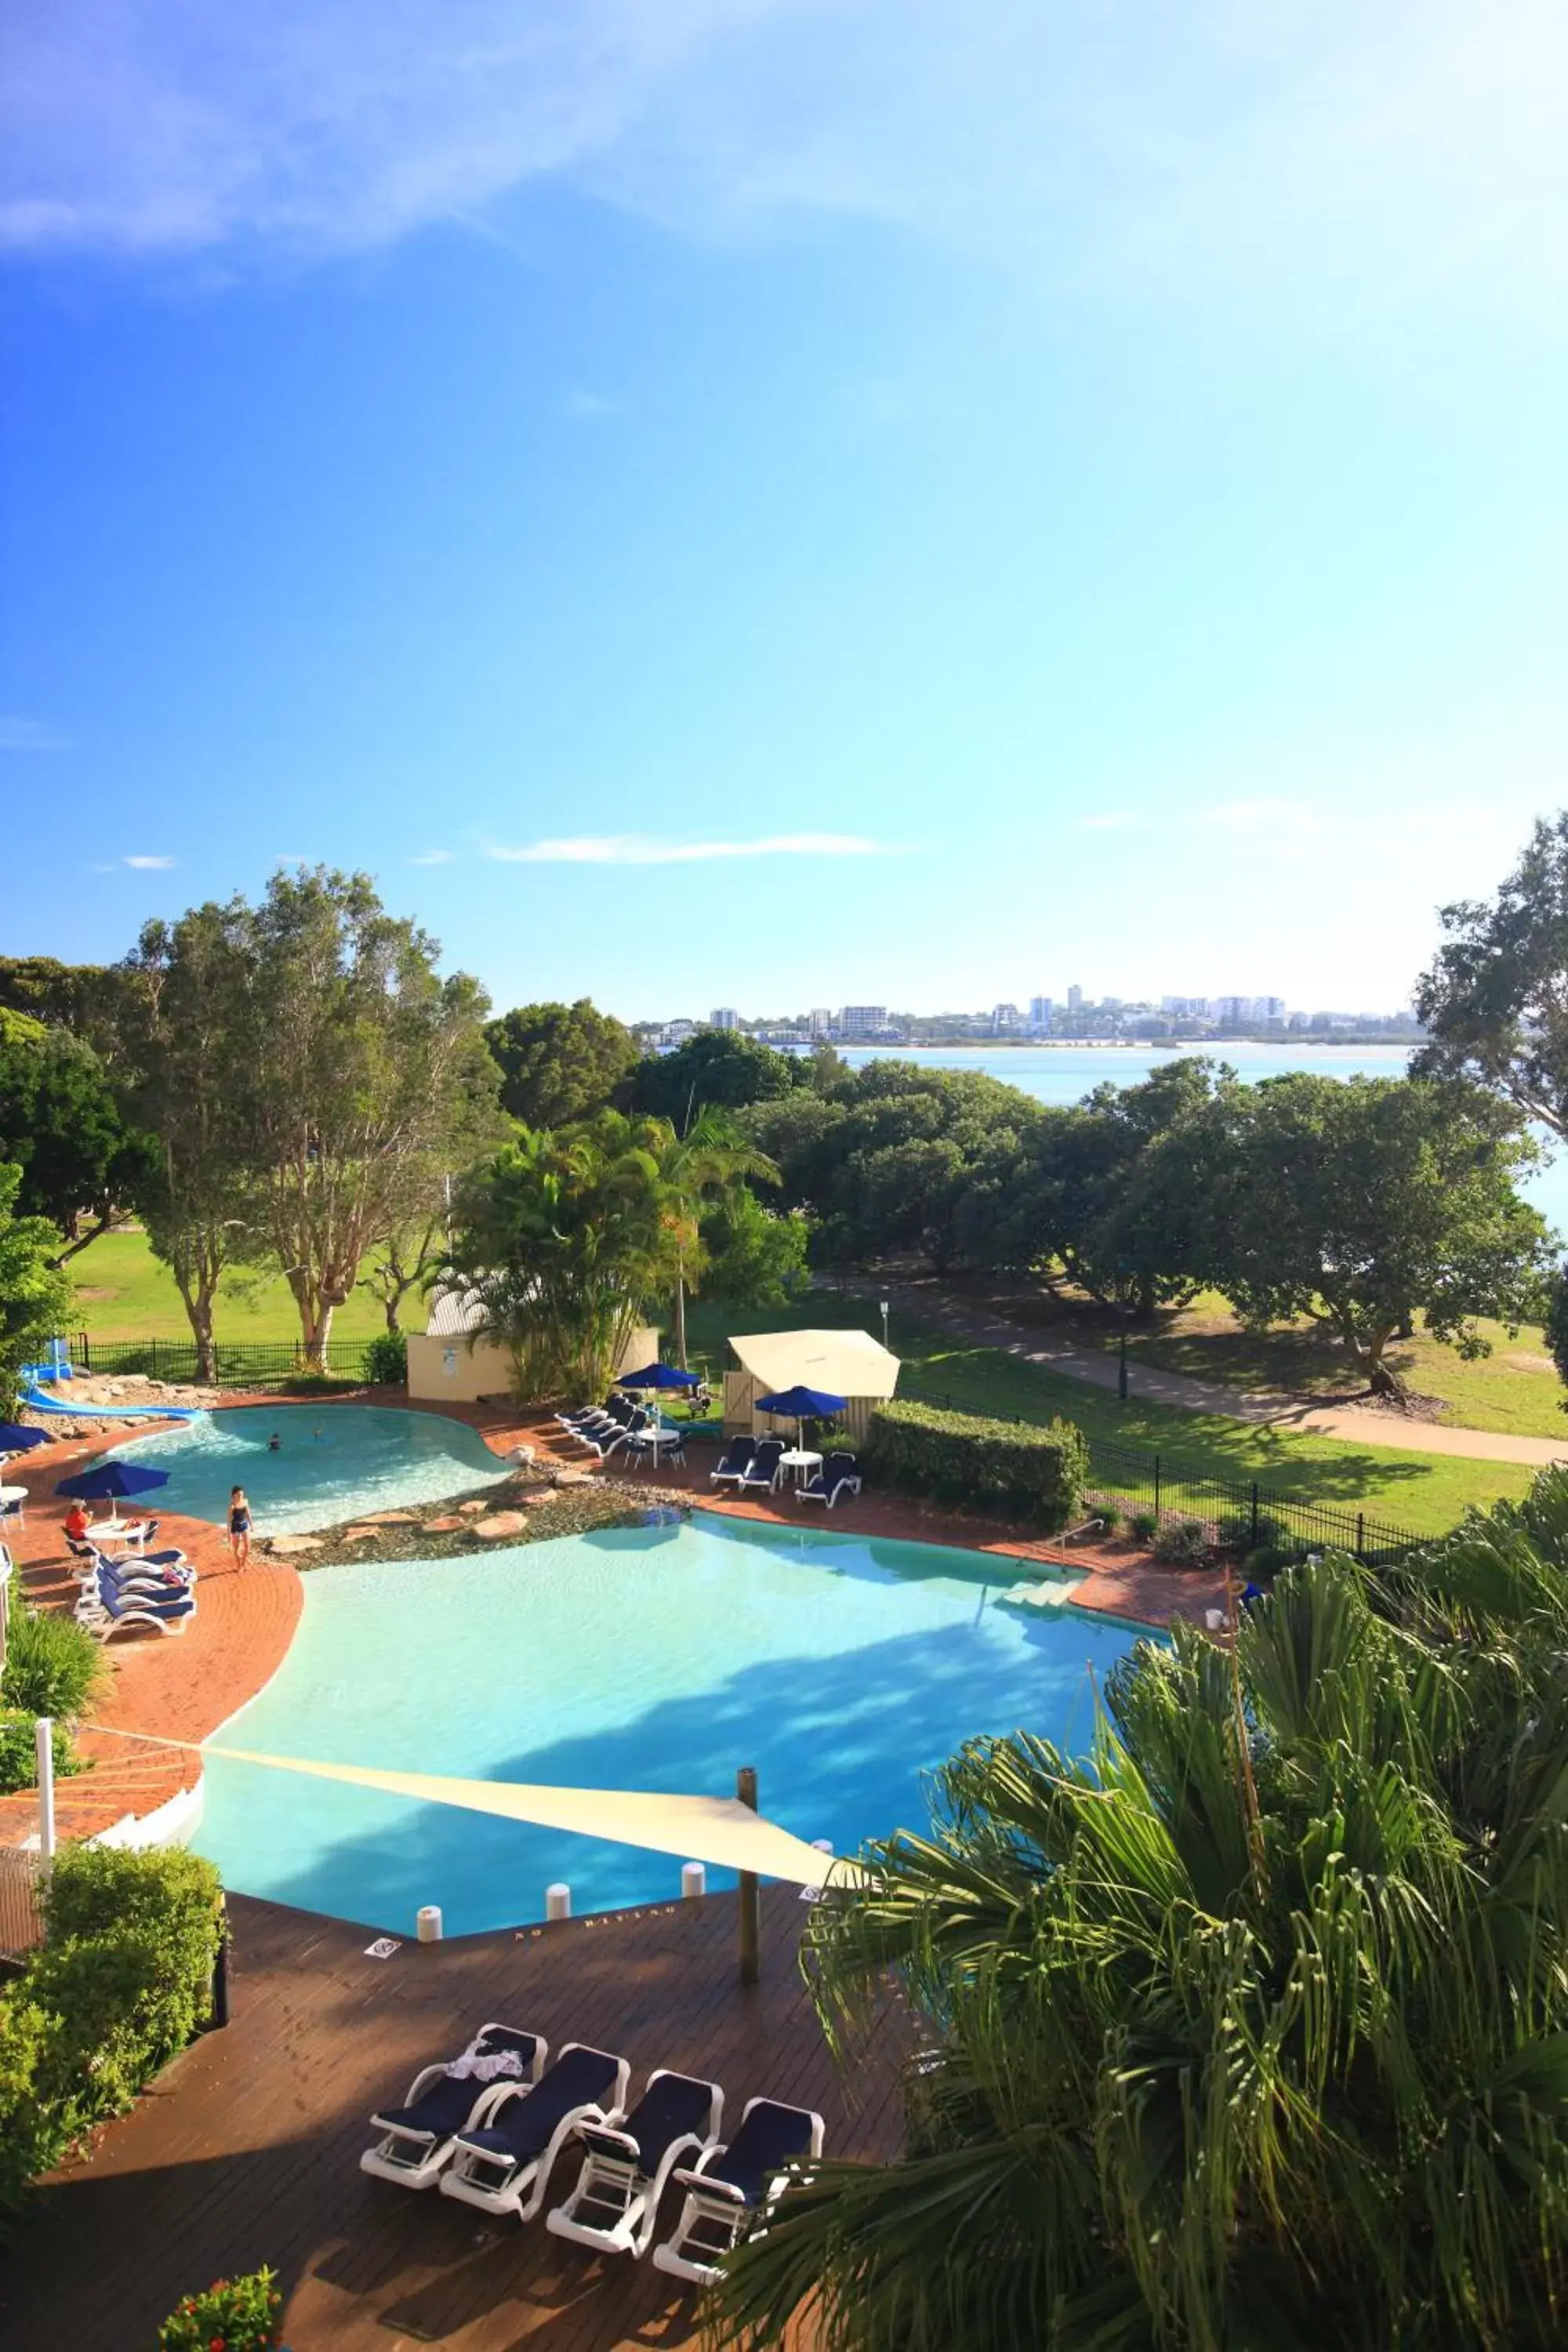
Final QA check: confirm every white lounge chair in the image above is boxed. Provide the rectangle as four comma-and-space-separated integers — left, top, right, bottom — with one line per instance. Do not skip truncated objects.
74, 1576, 196, 1639
738, 1438, 786, 1494
710, 1436, 757, 1488
796, 1451, 862, 1508
439, 2042, 630, 2222
546, 2069, 722, 2259
652, 2095, 824, 2284
361, 2024, 546, 2190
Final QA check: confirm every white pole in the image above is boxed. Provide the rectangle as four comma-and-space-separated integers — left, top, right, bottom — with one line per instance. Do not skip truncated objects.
35, 1716, 56, 1863
545, 1882, 572, 1922
681, 1861, 706, 1900
416, 1905, 443, 1942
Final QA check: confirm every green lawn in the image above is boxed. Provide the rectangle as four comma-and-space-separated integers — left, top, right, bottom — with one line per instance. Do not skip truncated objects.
683, 1291, 1534, 1540
70, 1228, 389, 1345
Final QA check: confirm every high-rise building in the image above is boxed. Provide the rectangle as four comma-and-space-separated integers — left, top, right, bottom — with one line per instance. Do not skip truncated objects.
992, 1002, 1021, 1034
710, 1007, 740, 1030
838, 1005, 887, 1037
808, 1007, 833, 1037
1028, 995, 1054, 1031
1259, 996, 1286, 1019
1066, 985, 1083, 1012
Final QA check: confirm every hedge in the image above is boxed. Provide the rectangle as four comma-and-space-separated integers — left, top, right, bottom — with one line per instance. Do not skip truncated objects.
0, 1843, 223, 2221
866, 1397, 1088, 1530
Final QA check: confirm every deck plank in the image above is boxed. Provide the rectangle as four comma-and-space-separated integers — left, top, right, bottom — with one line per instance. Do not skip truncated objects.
0, 1886, 904, 2352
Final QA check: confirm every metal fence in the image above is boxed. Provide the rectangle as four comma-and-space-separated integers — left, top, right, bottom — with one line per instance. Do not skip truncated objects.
68, 1332, 383, 1387
898, 1374, 1426, 1563
0, 1848, 45, 1960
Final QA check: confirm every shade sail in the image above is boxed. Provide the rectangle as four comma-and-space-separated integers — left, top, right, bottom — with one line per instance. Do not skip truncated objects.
203, 1743, 858, 1889
728, 1329, 898, 1399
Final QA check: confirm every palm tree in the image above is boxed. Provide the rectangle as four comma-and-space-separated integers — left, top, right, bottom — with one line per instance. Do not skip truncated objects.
710, 1475, 1568, 2351
652, 1105, 779, 1367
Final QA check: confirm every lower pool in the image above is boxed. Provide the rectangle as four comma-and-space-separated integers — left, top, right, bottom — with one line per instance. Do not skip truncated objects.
195, 1512, 1154, 1935
111, 1403, 510, 1534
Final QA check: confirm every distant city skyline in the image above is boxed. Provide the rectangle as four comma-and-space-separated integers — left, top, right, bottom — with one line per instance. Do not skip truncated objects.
648, 993, 1421, 1047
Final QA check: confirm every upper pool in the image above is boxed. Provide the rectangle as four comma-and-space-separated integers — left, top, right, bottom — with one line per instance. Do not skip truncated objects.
111, 1403, 510, 1534
194, 1511, 1156, 1935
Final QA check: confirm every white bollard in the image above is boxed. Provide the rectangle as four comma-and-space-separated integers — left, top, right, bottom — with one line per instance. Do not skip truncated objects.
416, 1905, 443, 1943
35, 1716, 56, 1864
546, 1882, 572, 1922
1204, 1608, 1226, 1632
681, 1861, 706, 1900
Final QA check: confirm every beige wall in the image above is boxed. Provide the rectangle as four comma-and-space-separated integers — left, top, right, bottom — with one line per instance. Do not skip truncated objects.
408, 1323, 662, 1406
722, 1370, 875, 1447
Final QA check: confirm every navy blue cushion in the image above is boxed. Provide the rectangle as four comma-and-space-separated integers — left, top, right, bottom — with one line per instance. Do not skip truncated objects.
455, 2046, 620, 2169
709, 2102, 815, 2206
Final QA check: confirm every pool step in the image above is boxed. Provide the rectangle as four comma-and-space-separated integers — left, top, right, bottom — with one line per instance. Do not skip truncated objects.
1000, 1574, 1086, 1611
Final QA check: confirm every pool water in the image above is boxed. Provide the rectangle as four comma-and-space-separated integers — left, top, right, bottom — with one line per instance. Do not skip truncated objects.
111, 1404, 510, 1534
195, 1512, 1154, 1935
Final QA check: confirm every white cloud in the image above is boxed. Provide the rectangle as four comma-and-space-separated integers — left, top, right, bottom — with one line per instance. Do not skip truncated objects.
122, 852, 176, 869
3, 2, 1565, 328
485, 832, 893, 866
407, 848, 456, 866
0, 714, 70, 751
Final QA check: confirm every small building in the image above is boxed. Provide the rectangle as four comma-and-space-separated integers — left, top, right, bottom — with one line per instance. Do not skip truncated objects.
722, 1327, 901, 1448
407, 1283, 659, 1406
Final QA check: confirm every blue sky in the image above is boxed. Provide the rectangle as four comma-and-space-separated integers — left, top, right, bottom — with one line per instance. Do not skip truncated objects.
3, 2, 1567, 1021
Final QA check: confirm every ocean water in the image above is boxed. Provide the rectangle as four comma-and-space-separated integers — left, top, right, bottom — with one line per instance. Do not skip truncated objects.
110, 1403, 509, 1535
841, 1042, 1567, 1240
194, 1512, 1151, 1936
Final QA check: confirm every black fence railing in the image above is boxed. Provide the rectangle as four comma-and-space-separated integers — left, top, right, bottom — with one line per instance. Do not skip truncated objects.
898, 1374, 1426, 1563
68, 1332, 381, 1388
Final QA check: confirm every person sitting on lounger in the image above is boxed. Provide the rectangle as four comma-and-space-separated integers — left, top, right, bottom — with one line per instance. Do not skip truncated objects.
64, 1501, 91, 1545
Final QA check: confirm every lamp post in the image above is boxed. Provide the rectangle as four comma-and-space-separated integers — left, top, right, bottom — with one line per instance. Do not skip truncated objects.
1117, 1272, 1130, 1403
879, 1298, 890, 1352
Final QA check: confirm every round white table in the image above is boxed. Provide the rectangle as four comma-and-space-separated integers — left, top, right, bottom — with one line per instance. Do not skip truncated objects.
777, 1448, 822, 1490
86, 1517, 150, 1550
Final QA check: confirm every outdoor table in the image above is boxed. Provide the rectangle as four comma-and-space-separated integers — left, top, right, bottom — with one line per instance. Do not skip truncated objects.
0, 1484, 27, 1524
777, 1448, 822, 1490
625, 1429, 682, 1472
87, 1517, 149, 1550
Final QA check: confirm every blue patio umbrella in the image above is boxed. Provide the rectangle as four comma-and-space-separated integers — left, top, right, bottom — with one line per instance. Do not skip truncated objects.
617, 1363, 702, 1391
0, 1423, 49, 1454
753, 1384, 848, 1421
55, 1459, 170, 1526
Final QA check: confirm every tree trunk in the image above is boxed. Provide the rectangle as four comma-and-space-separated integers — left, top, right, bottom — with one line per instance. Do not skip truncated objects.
384, 1292, 404, 1334
1360, 1326, 1411, 1405
673, 1257, 688, 1368
174, 1276, 219, 1386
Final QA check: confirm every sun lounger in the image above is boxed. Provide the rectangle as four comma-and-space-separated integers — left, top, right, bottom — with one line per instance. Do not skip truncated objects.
361, 2024, 546, 2190
738, 1438, 786, 1494
440, 2042, 630, 2221
797, 1450, 862, 1508
74, 1544, 192, 1586
710, 1436, 757, 1487
652, 2096, 825, 2284
579, 1409, 650, 1461
74, 1579, 196, 1639
556, 1400, 622, 1436
546, 2069, 722, 2258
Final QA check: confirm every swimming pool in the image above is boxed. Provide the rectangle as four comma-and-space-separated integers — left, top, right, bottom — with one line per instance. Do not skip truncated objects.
111, 1404, 510, 1534
195, 1512, 1155, 1935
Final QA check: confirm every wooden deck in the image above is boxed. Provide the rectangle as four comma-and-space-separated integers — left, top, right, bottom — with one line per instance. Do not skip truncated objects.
0, 1884, 905, 2351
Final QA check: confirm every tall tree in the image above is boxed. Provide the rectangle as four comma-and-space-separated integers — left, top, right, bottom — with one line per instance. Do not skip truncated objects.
0, 1163, 73, 1413
652, 1105, 781, 1365
238, 869, 497, 1366
1185, 1073, 1548, 1398
485, 998, 637, 1128
0, 1018, 152, 1256
1415, 811, 1568, 1135
625, 1030, 804, 1123
122, 906, 260, 1383
715, 1492, 1568, 2350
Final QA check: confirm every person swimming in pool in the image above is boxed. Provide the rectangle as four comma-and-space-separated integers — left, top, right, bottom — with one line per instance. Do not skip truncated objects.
267, 1431, 281, 1450
228, 1485, 252, 1568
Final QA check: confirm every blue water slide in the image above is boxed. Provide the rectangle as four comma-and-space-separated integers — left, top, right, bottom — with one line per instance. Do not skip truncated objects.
20, 1380, 198, 1423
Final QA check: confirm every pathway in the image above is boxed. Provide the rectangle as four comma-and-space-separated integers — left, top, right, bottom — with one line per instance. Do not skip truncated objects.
894, 1287, 1568, 1468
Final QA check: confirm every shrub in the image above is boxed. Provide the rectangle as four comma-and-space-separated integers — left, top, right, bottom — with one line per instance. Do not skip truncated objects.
1130, 1510, 1159, 1545
1152, 1517, 1213, 1569
361, 1330, 408, 1386
866, 1399, 1087, 1531
2, 1592, 107, 1720
0, 1844, 223, 2219
0, 1709, 82, 1795
1218, 1510, 1289, 1555
1094, 1499, 1123, 1534
158, 2267, 284, 2351
1244, 1541, 1291, 1579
